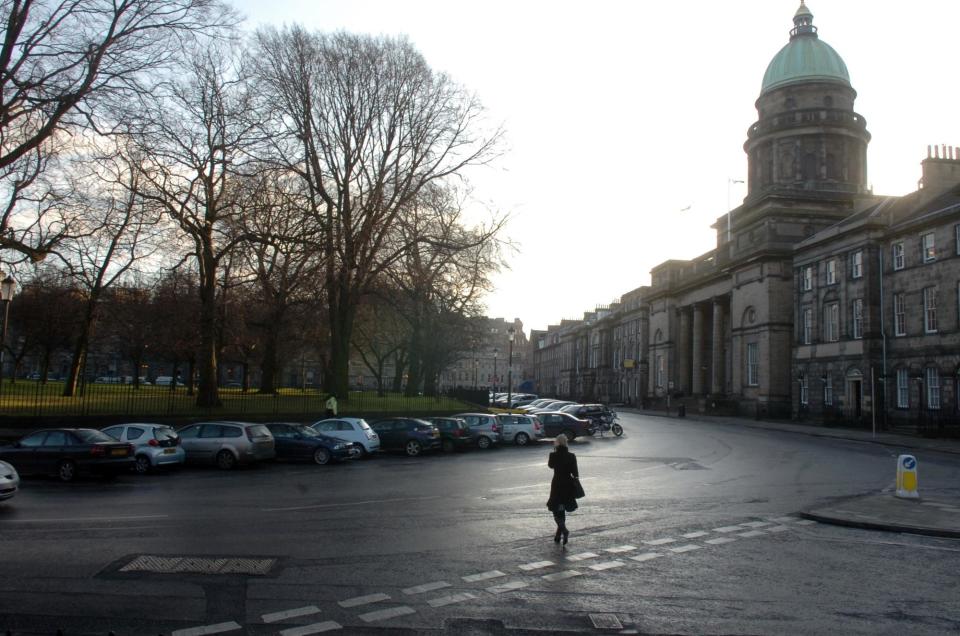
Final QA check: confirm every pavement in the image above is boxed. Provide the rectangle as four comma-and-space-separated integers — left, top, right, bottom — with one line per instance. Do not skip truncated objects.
622, 407, 960, 540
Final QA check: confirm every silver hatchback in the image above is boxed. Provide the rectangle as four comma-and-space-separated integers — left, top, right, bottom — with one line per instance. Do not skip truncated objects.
177, 421, 275, 469
102, 423, 186, 474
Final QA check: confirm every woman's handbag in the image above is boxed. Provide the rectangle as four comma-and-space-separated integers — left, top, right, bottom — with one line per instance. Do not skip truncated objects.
572, 477, 585, 499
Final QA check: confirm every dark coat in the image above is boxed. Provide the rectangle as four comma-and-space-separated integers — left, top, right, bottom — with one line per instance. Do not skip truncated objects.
546, 446, 579, 512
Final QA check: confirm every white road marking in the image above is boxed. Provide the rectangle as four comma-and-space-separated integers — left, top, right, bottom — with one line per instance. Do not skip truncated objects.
463, 570, 506, 582
589, 560, 626, 571
567, 552, 600, 561
605, 545, 637, 553
630, 553, 663, 562
263, 606, 321, 623
542, 569, 583, 581
643, 537, 676, 546
171, 622, 241, 636
669, 544, 703, 553
682, 531, 709, 538
767, 525, 791, 533
741, 521, 772, 528
794, 519, 817, 525
8, 514, 169, 524
712, 525, 743, 533
487, 580, 529, 594
338, 593, 390, 608
705, 537, 737, 545
358, 606, 415, 623
428, 592, 476, 608
770, 516, 797, 523
519, 560, 554, 571
264, 496, 440, 512
402, 581, 450, 595
738, 530, 767, 538
278, 621, 342, 636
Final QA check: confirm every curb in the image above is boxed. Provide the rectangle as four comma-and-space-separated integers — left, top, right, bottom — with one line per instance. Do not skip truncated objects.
798, 509, 960, 539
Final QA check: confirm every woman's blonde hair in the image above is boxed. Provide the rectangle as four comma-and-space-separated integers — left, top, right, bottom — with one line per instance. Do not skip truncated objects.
554, 434, 568, 448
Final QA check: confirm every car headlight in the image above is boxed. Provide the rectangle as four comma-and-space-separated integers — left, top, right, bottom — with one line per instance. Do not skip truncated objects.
334, 443, 348, 450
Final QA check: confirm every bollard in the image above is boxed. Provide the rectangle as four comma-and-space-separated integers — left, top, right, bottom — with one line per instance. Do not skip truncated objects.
895, 454, 919, 499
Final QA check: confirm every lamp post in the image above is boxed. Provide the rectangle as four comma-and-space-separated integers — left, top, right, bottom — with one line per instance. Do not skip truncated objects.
915, 374, 925, 434
473, 355, 478, 389
493, 348, 498, 395
0, 274, 17, 392
507, 327, 515, 409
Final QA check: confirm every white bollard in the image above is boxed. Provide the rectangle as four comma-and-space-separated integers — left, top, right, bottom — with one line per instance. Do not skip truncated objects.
895, 454, 919, 499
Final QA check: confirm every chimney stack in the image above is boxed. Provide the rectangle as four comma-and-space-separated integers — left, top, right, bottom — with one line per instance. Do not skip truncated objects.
920, 143, 960, 190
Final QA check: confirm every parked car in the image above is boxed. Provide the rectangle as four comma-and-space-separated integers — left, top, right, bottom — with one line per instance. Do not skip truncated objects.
561, 403, 616, 427
310, 417, 381, 456
265, 423, 359, 465
427, 417, 477, 452
153, 376, 175, 386
370, 418, 441, 457
176, 421, 275, 469
452, 413, 501, 449
102, 423, 185, 474
0, 460, 19, 501
496, 413, 544, 446
519, 398, 557, 412
0, 428, 134, 481
536, 412, 593, 440
528, 400, 576, 414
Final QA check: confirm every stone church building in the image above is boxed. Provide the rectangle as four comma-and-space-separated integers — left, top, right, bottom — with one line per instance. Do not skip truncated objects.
532, 2, 960, 432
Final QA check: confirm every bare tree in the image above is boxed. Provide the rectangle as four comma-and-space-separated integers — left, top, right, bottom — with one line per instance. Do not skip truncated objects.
253, 28, 501, 398
352, 291, 409, 396
0, 0, 236, 262
55, 144, 164, 396
131, 43, 259, 407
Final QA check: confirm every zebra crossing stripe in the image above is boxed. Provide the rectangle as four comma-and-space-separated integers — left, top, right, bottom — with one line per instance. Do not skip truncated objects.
669, 544, 703, 553
605, 545, 637, 553
171, 622, 241, 636
428, 592, 476, 608
262, 606, 321, 623
402, 581, 450, 595
682, 531, 709, 538
338, 593, 390, 608
712, 525, 743, 533
738, 530, 767, 538
519, 560, 554, 571
278, 621, 342, 636
705, 537, 737, 545
567, 552, 600, 561
629, 553, 663, 562
643, 537, 676, 545
542, 569, 582, 581
741, 521, 772, 528
767, 525, 790, 533
487, 580, 529, 594
463, 570, 506, 582
589, 560, 626, 571
358, 606, 415, 623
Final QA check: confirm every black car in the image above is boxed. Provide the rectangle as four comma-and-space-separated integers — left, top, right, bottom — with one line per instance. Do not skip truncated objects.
370, 418, 442, 457
0, 428, 135, 482
427, 417, 477, 452
265, 423, 360, 465
561, 403, 614, 426
536, 412, 593, 440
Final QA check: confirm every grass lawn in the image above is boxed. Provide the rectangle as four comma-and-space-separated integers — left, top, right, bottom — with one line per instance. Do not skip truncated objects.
0, 380, 473, 420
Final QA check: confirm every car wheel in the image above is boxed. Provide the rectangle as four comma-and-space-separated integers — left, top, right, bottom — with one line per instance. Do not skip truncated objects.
441, 439, 455, 453
353, 443, 368, 458
405, 440, 422, 457
313, 448, 331, 465
612, 423, 624, 437
134, 454, 152, 475
216, 450, 237, 470
58, 460, 76, 482
515, 432, 530, 446
563, 429, 576, 441
477, 435, 492, 450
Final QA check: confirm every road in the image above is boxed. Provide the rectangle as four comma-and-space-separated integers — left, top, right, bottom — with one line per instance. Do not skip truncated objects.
2, 412, 960, 635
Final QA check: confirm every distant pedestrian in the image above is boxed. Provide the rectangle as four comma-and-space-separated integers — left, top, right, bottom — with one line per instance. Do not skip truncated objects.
546, 434, 580, 545
325, 394, 338, 417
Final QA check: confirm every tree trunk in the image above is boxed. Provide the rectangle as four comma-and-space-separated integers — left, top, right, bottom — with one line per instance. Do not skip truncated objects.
326, 278, 355, 400
197, 244, 221, 408
258, 305, 285, 394
63, 301, 98, 397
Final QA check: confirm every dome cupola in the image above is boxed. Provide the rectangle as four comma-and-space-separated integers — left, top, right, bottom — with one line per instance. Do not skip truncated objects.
761, 1, 850, 94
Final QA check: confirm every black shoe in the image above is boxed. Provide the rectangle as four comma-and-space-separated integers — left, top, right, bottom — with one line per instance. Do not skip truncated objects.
562, 529, 569, 545
554, 528, 562, 543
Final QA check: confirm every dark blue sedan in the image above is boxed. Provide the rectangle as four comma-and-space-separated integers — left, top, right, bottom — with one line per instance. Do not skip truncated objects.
265, 423, 359, 465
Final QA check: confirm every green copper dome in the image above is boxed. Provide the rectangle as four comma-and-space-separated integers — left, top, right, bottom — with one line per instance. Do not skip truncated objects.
761, 2, 850, 94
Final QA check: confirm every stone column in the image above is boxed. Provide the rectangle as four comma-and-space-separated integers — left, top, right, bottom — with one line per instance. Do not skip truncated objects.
677, 307, 690, 395
691, 304, 704, 395
711, 298, 725, 394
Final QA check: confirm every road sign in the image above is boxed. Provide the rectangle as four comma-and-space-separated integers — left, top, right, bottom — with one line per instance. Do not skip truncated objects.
895, 454, 919, 499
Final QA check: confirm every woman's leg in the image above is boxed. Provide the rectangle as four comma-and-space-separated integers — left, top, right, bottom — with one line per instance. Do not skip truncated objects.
553, 505, 566, 541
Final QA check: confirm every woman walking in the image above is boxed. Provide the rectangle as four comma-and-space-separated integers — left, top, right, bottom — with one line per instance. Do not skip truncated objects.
546, 434, 579, 545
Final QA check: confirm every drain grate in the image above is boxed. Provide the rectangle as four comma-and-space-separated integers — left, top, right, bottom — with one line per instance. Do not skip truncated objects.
589, 613, 624, 630
119, 555, 276, 575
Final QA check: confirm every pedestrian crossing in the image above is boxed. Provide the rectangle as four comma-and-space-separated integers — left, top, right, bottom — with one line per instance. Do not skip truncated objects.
175, 514, 818, 635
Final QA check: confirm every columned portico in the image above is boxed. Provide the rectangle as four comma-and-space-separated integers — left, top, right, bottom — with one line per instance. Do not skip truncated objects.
711, 298, 725, 394
691, 304, 705, 395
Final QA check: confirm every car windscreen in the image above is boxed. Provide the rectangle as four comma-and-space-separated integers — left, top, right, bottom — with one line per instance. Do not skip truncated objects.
74, 429, 115, 443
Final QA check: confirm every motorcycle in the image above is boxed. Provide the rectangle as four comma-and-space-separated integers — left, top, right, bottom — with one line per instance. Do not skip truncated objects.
588, 410, 623, 437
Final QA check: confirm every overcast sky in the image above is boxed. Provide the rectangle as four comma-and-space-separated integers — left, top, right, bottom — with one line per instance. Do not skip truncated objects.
233, 0, 960, 336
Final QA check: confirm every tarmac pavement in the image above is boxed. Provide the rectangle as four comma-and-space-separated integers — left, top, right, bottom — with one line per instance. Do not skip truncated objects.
623, 407, 960, 540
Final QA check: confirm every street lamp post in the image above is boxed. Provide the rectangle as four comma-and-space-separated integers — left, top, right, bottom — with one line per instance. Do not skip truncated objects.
507, 327, 515, 409
493, 348, 498, 395
915, 374, 925, 434
0, 274, 17, 393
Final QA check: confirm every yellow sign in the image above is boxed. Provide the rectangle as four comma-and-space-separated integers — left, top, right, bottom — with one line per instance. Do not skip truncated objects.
623, 359, 635, 369
895, 454, 919, 499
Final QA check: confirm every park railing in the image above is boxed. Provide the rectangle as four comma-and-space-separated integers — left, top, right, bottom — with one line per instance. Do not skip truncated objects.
0, 380, 471, 421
